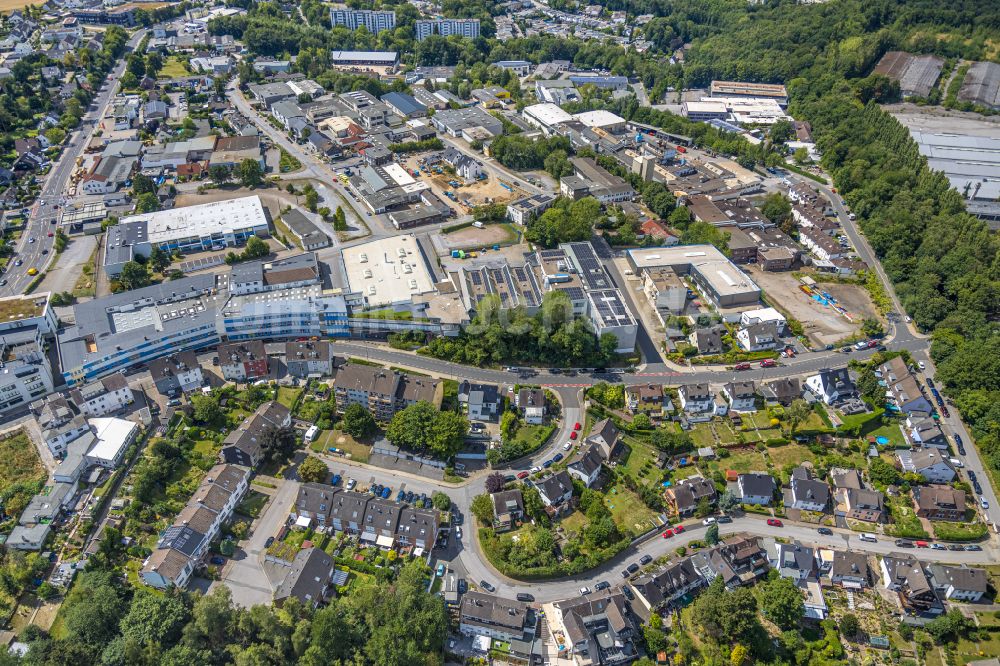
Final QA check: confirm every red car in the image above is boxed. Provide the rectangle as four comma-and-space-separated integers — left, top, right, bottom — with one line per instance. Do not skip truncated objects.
570, 431, 578, 440
867, 340, 878, 348
734, 363, 751, 371
516, 471, 529, 479
760, 359, 777, 368
574, 422, 581, 431
47, 232, 54, 237
674, 524, 685, 534
662, 529, 674, 538
767, 518, 783, 527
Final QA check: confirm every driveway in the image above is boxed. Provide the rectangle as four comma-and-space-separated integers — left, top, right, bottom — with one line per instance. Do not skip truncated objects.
214, 478, 299, 607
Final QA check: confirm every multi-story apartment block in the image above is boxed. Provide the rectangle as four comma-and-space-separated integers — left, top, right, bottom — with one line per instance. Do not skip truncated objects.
415, 18, 480, 41
332, 363, 442, 421
329, 7, 396, 33
218, 340, 269, 382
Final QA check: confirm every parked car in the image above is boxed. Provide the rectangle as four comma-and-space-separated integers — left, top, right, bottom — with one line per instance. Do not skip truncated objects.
381, 486, 391, 499
210, 556, 225, 565
553, 453, 564, 462
895, 539, 914, 548
639, 554, 652, 565
580, 586, 591, 595
817, 527, 833, 536
436, 563, 446, 577
516, 593, 534, 602
734, 362, 751, 371
965, 544, 983, 551
702, 517, 716, 526
542, 460, 553, 469
674, 524, 685, 533
859, 534, 877, 543
915, 541, 929, 548
570, 431, 578, 440
346, 478, 356, 490
480, 580, 496, 593
662, 529, 674, 538
767, 519, 783, 527
931, 543, 946, 551
530, 466, 541, 473
517, 471, 530, 479
620, 569, 631, 578
948, 544, 965, 551
595, 581, 611, 591
331, 474, 341, 486
760, 359, 777, 368
563, 442, 573, 451
717, 515, 733, 524
265, 536, 275, 548
981, 498, 990, 510
627, 563, 640, 574
574, 422, 581, 431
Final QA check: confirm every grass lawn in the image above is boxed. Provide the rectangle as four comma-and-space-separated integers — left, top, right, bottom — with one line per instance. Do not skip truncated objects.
868, 422, 907, 448
767, 443, 818, 470
559, 510, 588, 537
621, 436, 661, 487
441, 379, 459, 413
276, 387, 303, 410
236, 490, 270, 519
193, 438, 219, 456
604, 484, 659, 536
508, 423, 556, 455
158, 56, 189, 79
932, 520, 989, 541
956, 633, 1000, 664
279, 149, 302, 173
799, 408, 831, 431
745, 412, 778, 429
846, 518, 879, 532
884, 495, 928, 538
319, 430, 370, 463
709, 449, 767, 474
689, 423, 716, 448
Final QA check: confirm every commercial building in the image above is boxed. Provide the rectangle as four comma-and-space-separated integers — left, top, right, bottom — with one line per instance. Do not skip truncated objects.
557, 242, 638, 353
709, 80, 788, 106
522, 103, 574, 134
415, 18, 480, 41
0, 323, 55, 415
560, 157, 635, 203
341, 236, 438, 309
221, 285, 349, 342
280, 209, 331, 251
380, 92, 427, 119
329, 50, 399, 70
958, 61, 1000, 110
572, 109, 626, 133
328, 8, 396, 33
568, 75, 629, 91
430, 106, 504, 138
873, 52, 943, 99
86, 416, 139, 469
626, 245, 762, 309
506, 193, 556, 225
460, 262, 544, 314
104, 196, 270, 275
229, 252, 321, 296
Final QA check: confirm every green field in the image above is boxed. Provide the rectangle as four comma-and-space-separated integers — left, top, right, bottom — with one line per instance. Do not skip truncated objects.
621, 436, 662, 488
706, 448, 768, 474
0, 430, 47, 518
158, 56, 189, 79
604, 484, 659, 536
766, 443, 818, 471
884, 494, 928, 538
276, 387, 303, 409
315, 430, 370, 463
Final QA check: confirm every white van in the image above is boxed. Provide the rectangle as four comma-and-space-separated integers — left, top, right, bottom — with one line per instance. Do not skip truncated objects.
949, 458, 964, 468
859, 534, 877, 543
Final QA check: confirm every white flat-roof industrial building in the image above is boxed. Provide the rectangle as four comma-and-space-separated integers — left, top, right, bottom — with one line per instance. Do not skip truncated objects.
341, 236, 437, 308
522, 103, 574, 134
104, 196, 270, 275
572, 110, 626, 133
627, 245, 761, 308
86, 416, 139, 469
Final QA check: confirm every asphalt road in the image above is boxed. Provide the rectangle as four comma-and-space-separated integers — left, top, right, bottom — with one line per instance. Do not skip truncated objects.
0, 29, 147, 298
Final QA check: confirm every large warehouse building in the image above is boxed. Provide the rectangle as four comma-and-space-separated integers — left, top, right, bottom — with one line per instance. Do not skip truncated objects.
103, 196, 270, 276
626, 245, 761, 309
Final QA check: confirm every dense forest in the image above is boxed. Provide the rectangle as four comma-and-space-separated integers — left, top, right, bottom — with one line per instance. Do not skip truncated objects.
12, 561, 447, 666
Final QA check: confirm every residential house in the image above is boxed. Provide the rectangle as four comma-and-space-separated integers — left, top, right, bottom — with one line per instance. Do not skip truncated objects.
830, 550, 871, 588
586, 418, 619, 458
678, 383, 713, 414
516, 388, 546, 425
837, 487, 886, 523
762, 377, 802, 406
566, 444, 605, 488
68, 373, 134, 417
550, 592, 637, 666
736, 473, 776, 506
929, 564, 988, 602
881, 554, 943, 615
663, 476, 716, 517
788, 466, 830, 512
631, 558, 705, 612
273, 547, 336, 608
458, 381, 502, 422
491, 489, 524, 531
690, 326, 725, 354
218, 340, 269, 382
219, 401, 292, 468
770, 542, 817, 581
907, 417, 948, 449
148, 351, 204, 396
691, 535, 770, 589
736, 321, 779, 352
333, 364, 443, 422
536, 471, 574, 508
805, 368, 857, 405
886, 375, 933, 417
460, 592, 536, 643
625, 384, 666, 417
722, 381, 757, 413
914, 485, 966, 521
285, 341, 334, 378
898, 449, 956, 484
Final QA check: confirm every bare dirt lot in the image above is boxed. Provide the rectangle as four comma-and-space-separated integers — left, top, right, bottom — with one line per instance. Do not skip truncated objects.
401, 154, 519, 213
748, 267, 876, 346
440, 223, 520, 250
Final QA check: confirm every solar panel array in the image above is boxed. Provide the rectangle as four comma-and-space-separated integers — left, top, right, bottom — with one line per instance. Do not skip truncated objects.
567, 242, 612, 290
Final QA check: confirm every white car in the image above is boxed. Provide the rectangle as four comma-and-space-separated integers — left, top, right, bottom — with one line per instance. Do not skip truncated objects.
346, 478, 356, 490
981, 498, 990, 510
530, 466, 541, 473
455, 526, 462, 540
918, 361, 926, 370
702, 517, 716, 526
580, 586, 591, 595
563, 442, 573, 451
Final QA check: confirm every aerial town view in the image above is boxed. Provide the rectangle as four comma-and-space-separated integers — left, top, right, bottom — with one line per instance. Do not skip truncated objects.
0, 0, 997, 664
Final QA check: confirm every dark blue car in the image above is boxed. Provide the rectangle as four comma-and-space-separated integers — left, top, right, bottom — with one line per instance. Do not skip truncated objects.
331, 474, 341, 486
552, 453, 563, 462
542, 460, 553, 468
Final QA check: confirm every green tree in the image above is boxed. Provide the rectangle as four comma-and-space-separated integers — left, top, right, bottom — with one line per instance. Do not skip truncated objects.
691, 577, 760, 645
868, 457, 902, 487
117, 261, 150, 291
759, 193, 792, 226
785, 399, 811, 436
760, 576, 804, 629
209, 164, 231, 184
470, 493, 494, 524
793, 147, 810, 165
485, 471, 506, 494
341, 403, 376, 439
431, 491, 451, 511
190, 393, 223, 425
258, 425, 297, 465
148, 246, 171, 273
45, 127, 66, 146
120, 70, 138, 90
135, 192, 160, 214
839, 612, 860, 638
238, 158, 264, 188
681, 221, 730, 253
386, 401, 468, 459
705, 523, 720, 545
119, 590, 190, 650
304, 186, 319, 212
298, 455, 328, 483
925, 608, 971, 644
243, 235, 269, 260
